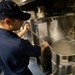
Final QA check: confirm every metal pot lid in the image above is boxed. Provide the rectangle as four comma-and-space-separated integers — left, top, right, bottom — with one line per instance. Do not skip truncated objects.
51, 39, 75, 55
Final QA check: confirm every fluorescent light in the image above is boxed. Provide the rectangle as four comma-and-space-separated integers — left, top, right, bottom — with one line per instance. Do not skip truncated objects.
22, 0, 27, 2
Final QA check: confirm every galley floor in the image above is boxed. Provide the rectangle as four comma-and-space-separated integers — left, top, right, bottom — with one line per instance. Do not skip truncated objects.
28, 57, 47, 75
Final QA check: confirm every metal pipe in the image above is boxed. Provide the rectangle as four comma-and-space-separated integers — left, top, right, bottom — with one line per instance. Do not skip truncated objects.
29, 29, 56, 54
29, 29, 44, 42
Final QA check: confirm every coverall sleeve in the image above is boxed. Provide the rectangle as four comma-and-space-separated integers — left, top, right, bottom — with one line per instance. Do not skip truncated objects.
19, 39, 41, 57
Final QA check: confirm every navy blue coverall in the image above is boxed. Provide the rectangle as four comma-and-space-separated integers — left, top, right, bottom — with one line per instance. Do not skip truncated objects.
0, 28, 41, 75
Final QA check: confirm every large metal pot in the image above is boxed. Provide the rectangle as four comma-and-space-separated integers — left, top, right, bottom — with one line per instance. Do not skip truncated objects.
51, 39, 75, 75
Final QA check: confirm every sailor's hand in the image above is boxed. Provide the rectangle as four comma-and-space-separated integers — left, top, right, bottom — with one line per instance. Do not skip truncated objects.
24, 23, 30, 32
41, 41, 49, 52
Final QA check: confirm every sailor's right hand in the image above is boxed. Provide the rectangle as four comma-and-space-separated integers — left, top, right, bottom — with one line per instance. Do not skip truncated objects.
41, 41, 49, 52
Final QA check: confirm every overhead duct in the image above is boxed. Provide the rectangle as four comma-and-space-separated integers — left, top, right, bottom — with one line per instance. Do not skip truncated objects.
12, 0, 75, 16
